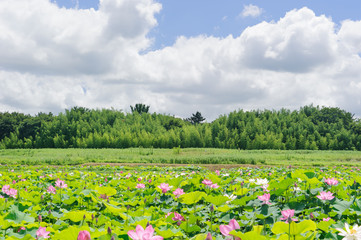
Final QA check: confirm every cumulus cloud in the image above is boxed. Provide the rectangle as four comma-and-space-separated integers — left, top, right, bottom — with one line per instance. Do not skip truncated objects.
239, 7, 338, 72
0, 0, 161, 75
0, 2, 361, 120
241, 4, 263, 18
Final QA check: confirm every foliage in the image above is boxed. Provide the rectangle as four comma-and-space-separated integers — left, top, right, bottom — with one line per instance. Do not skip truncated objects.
0, 164, 359, 239
130, 103, 150, 114
1, 148, 361, 167
0, 105, 360, 150
185, 111, 206, 125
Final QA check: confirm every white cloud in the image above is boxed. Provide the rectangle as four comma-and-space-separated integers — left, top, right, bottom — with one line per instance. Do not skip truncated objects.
0, 0, 161, 75
239, 7, 338, 72
241, 4, 263, 18
0, 3, 361, 120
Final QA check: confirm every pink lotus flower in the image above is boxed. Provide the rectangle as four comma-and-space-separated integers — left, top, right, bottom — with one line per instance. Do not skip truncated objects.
219, 219, 241, 240
158, 183, 171, 193
280, 209, 298, 223
99, 194, 108, 200
202, 179, 213, 186
173, 188, 185, 197
261, 184, 270, 192
258, 193, 271, 205
2, 185, 10, 194
36, 226, 50, 239
165, 212, 185, 222
215, 170, 220, 175
317, 191, 334, 201
136, 184, 145, 189
210, 183, 219, 189
128, 225, 163, 240
323, 217, 331, 221
77, 230, 91, 240
55, 179, 67, 189
325, 178, 339, 186
47, 185, 56, 194
8, 188, 17, 198
205, 233, 212, 240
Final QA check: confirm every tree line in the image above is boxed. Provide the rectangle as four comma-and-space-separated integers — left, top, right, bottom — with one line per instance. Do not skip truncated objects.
0, 105, 360, 150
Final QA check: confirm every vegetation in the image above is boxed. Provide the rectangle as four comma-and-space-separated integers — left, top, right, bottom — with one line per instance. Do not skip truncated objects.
0, 148, 361, 167
0, 105, 360, 150
130, 103, 150, 114
0, 165, 360, 239
185, 111, 206, 125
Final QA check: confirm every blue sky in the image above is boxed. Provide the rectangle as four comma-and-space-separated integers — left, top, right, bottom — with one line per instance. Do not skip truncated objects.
54, 0, 361, 49
1, 0, 361, 119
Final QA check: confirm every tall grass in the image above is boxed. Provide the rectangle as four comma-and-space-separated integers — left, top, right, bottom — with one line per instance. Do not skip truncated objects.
0, 148, 360, 167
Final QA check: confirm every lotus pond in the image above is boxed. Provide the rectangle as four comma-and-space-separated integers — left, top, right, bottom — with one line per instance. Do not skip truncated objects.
1, 164, 361, 239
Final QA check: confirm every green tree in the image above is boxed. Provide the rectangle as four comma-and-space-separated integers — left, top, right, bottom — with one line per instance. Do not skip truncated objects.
130, 103, 150, 114
186, 111, 205, 125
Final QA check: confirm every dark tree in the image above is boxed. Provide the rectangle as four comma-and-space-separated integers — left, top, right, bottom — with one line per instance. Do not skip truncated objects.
186, 111, 206, 124
130, 104, 150, 114
163, 117, 183, 130
311, 107, 354, 128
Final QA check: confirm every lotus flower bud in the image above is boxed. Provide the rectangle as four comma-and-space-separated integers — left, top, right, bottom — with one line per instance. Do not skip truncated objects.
206, 233, 212, 240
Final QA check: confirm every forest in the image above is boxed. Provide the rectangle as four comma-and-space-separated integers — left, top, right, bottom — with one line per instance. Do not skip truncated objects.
0, 105, 360, 150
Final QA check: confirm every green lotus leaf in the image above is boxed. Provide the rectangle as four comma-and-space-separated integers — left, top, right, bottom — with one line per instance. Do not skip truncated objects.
272, 220, 316, 235
104, 202, 126, 215
292, 220, 317, 235
62, 210, 92, 222
155, 227, 183, 238
307, 178, 322, 186
230, 230, 267, 240
204, 195, 229, 206
63, 197, 78, 205
217, 205, 231, 212
180, 222, 201, 233
179, 191, 206, 205
333, 199, 354, 215
234, 188, 249, 196
0, 217, 13, 229
4, 205, 35, 224
272, 221, 290, 234
190, 233, 212, 240
95, 186, 117, 196
317, 220, 335, 232
52, 226, 91, 240
270, 178, 294, 190
6, 233, 35, 240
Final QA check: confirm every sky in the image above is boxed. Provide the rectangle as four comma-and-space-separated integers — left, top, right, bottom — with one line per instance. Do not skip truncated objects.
1, 0, 361, 121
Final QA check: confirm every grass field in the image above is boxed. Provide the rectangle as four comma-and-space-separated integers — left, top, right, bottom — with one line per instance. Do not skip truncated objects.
0, 148, 360, 167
